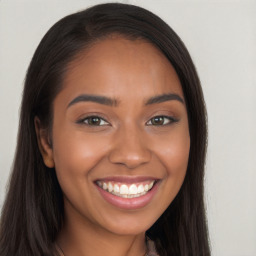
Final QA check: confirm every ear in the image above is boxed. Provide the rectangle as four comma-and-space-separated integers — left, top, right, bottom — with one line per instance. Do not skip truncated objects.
34, 117, 55, 168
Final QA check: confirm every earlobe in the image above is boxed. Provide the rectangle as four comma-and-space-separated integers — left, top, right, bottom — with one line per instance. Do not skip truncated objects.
34, 117, 55, 168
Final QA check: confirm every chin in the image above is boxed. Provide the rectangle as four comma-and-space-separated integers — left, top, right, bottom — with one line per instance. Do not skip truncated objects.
100, 212, 158, 236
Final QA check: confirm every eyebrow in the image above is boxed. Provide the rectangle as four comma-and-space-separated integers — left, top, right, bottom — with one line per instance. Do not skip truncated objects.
145, 93, 184, 105
67, 92, 184, 109
67, 94, 118, 108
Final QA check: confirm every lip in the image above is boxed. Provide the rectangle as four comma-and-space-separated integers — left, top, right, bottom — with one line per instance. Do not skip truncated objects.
94, 177, 160, 210
96, 176, 158, 183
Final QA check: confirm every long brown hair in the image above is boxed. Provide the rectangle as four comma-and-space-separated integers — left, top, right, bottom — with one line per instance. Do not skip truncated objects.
0, 3, 210, 255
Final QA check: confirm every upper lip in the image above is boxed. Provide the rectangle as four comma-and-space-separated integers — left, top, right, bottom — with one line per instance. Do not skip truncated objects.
95, 176, 159, 184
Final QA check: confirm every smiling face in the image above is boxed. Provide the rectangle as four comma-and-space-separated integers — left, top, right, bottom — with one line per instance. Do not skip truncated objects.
37, 37, 190, 236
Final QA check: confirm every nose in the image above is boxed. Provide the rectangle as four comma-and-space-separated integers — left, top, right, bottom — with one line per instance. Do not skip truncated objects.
108, 126, 151, 169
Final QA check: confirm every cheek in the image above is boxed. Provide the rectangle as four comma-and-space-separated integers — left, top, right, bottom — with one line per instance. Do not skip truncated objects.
150, 126, 190, 202
51, 126, 113, 215
164, 136, 190, 173
52, 126, 110, 179
153, 128, 190, 174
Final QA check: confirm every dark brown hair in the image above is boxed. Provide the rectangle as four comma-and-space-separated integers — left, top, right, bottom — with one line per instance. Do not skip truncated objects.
0, 3, 210, 256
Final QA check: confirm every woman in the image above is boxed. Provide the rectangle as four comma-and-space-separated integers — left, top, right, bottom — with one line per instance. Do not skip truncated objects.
0, 3, 210, 256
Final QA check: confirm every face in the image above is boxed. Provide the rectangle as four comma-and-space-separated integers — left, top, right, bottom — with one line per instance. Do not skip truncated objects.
38, 37, 190, 235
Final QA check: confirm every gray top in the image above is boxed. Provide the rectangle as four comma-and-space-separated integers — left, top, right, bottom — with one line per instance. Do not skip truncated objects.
146, 238, 159, 256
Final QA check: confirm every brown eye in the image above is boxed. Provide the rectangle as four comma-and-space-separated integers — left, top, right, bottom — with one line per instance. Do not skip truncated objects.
82, 116, 109, 126
151, 116, 165, 125
146, 116, 177, 126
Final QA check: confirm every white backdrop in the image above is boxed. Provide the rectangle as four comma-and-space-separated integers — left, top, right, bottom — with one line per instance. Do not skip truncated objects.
0, 0, 255, 255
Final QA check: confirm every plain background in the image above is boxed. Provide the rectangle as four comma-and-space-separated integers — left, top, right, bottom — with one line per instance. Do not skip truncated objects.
0, 0, 255, 255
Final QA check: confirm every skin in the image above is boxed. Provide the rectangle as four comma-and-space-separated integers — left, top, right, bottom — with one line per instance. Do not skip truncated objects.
36, 37, 190, 256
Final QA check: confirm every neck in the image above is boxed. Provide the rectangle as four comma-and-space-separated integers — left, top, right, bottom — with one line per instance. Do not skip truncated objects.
56, 201, 147, 256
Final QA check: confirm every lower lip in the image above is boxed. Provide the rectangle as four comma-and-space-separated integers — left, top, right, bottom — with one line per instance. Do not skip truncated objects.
95, 181, 160, 210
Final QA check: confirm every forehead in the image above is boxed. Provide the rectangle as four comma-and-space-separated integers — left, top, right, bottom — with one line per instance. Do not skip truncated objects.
59, 37, 183, 103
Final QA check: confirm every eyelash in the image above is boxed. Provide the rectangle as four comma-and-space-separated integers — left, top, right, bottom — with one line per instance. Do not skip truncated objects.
77, 115, 178, 126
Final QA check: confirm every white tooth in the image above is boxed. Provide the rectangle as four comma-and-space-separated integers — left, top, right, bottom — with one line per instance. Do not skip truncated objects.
129, 184, 138, 195
137, 184, 144, 193
103, 182, 107, 190
144, 184, 149, 192
148, 181, 154, 189
120, 184, 129, 195
114, 184, 120, 193
108, 182, 113, 192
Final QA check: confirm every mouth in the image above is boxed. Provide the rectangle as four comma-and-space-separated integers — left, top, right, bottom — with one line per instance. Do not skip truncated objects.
96, 180, 156, 198
94, 177, 160, 210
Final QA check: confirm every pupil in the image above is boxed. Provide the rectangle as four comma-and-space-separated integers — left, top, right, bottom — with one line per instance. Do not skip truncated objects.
89, 117, 100, 125
153, 117, 164, 125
